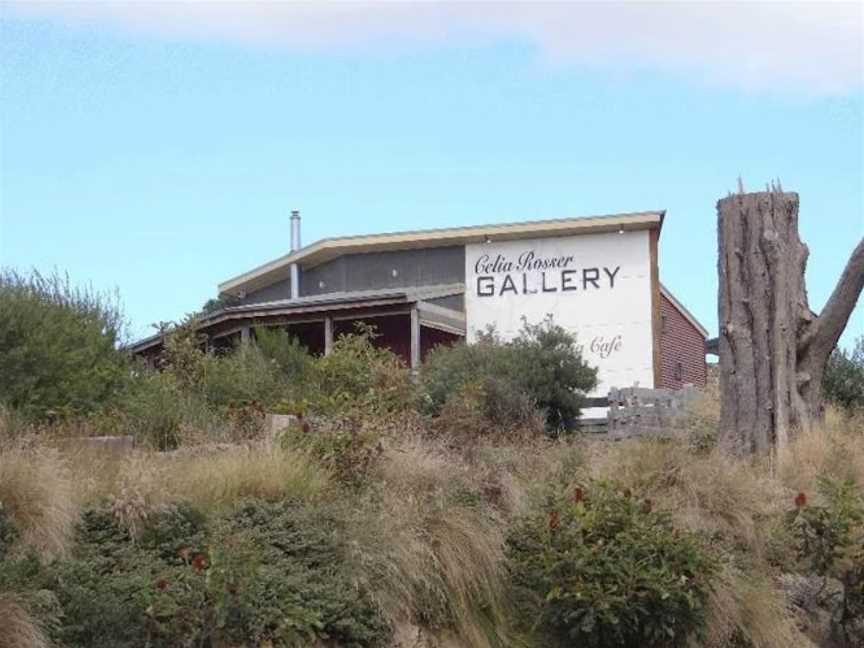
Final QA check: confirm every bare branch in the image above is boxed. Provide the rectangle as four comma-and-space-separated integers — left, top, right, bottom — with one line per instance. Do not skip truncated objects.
803, 237, 864, 362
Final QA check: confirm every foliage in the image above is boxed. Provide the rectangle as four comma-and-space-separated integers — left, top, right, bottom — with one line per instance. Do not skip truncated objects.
0, 269, 128, 419
420, 317, 597, 434
0, 500, 390, 648
254, 326, 316, 387
824, 335, 864, 413
281, 416, 384, 488
787, 477, 864, 644
313, 323, 414, 416
117, 371, 214, 449
506, 480, 717, 647
198, 343, 290, 410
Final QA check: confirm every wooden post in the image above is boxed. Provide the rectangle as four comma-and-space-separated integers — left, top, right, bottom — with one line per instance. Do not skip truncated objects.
240, 325, 251, 345
324, 317, 333, 356
717, 186, 864, 457
410, 307, 421, 370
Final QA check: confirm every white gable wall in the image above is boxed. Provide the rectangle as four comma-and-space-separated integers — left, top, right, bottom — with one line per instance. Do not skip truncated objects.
464, 230, 654, 395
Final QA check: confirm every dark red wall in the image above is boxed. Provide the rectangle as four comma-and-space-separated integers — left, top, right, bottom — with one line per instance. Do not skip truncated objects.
659, 293, 707, 389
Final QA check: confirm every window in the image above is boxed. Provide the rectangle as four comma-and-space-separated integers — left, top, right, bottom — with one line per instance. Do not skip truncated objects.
674, 362, 683, 381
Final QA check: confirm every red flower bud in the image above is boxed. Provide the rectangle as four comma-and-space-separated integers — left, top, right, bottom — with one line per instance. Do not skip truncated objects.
548, 510, 560, 531
191, 553, 209, 572
573, 487, 584, 504
156, 578, 169, 591
301, 421, 311, 434
795, 492, 807, 508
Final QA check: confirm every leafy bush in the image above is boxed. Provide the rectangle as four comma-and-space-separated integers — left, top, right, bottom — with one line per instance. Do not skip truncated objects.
281, 416, 384, 488
507, 481, 717, 647
824, 336, 864, 413
198, 344, 290, 410
118, 371, 214, 449
0, 269, 128, 419
1, 500, 390, 648
420, 317, 597, 434
255, 327, 316, 386
215, 499, 390, 646
787, 478, 864, 644
313, 324, 414, 416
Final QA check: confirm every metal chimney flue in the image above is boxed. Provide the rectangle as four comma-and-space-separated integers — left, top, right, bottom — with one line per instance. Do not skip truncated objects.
289, 210, 301, 300
290, 210, 301, 252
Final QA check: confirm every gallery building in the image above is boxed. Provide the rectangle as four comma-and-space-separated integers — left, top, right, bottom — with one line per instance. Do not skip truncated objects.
131, 210, 708, 394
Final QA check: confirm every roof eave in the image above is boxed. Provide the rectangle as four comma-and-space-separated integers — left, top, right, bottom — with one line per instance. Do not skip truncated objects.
219, 210, 664, 297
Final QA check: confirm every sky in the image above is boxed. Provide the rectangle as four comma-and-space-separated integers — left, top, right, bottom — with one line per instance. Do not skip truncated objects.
1, 1, 862, 348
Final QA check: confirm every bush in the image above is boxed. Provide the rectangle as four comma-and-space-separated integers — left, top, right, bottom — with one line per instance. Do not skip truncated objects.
198, 344, 290, 410
787, 477, 864, 644
118, 371, 215, 449
0, 269, 128, 419
1, 499, 390, 648
313, 323, 414, 416
254, 327, 316, 387
420, 317, 597, 434
507, 481, 717, 647
824, 336, 864, 413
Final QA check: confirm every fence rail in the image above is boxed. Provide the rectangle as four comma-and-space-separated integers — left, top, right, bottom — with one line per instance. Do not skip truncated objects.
606, 386, 697, 438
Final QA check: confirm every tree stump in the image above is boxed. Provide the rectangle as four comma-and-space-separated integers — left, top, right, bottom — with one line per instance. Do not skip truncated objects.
717, 188, 864, 457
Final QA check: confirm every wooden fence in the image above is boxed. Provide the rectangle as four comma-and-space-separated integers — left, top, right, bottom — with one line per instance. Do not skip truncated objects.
606, 386, 697, 438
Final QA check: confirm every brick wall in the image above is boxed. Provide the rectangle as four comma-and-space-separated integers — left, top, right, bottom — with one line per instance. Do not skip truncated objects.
659, 292, 707, 389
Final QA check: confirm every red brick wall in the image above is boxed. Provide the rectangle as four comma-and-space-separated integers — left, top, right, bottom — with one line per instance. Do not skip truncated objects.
659, 293, 707, 389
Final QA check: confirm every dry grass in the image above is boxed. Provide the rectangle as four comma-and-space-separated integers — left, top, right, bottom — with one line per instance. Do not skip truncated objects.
699, 564, 812, 648
0, 593, 50, 648
778, 405, 864, 496
64, 444, 331, 516
0, 444, 77, 558
162, 445, 331, 510
348, 436, 513, 648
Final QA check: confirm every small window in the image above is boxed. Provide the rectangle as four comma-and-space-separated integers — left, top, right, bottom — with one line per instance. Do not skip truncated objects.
674, 362, 683, 381
661, 314, 668, 333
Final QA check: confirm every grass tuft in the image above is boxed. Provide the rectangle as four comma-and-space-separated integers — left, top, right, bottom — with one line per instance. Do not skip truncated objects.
0, 593, 50, 648
0, 445, 77, 558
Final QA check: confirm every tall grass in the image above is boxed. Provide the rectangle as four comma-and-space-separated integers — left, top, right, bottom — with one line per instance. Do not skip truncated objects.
0, 594, 50, 648
0, 445, 77, 558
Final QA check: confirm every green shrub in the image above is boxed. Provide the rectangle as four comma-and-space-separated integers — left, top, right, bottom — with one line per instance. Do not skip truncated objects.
118, 371, 214, 449
420, 317, 597, 434
281, 416, 384, 488
4, 501, 390, 648
0, 269, 128, 419
255, 327, 316, 386
787, 478, 864, 644
507, 481, 717, 647
214, 499, 390, 646
824, 336, 864, 413
313, 323, 414, 416
198, 344, 288, 409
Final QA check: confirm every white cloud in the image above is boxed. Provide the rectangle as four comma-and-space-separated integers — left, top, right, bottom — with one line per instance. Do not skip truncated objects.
5, 0, 863, 95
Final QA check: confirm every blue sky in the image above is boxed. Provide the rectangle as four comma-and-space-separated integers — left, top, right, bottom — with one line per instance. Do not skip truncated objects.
1, 2, 862, 346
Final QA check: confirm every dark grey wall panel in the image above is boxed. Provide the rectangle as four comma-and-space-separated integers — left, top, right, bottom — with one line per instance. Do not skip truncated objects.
426, 293, 465, 312
239, 246, 465, 306
303, 246, 465, 296
302, 257, 347, 295
237, 277, 292, 305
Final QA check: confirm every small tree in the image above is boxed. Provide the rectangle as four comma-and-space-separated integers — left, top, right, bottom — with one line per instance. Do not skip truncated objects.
0, 269, 128, 418
419, 317, 597, 434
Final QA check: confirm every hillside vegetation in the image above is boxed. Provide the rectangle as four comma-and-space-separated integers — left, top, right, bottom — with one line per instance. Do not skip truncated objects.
1, 270, 863, 648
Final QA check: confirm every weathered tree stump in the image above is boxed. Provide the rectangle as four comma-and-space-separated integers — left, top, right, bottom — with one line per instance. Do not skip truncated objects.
717, 187, 864, 457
